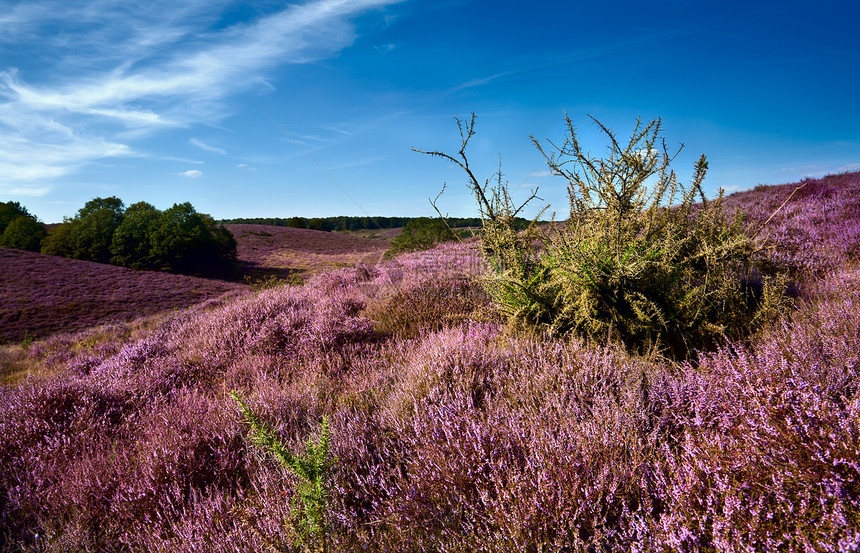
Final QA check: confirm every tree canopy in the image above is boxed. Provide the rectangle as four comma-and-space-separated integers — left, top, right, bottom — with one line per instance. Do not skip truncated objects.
39, 197, 236, 277
0, 201, 47, 252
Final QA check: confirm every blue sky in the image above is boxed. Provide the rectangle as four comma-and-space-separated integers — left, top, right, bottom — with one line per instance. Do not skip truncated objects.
1, 0, 858, 223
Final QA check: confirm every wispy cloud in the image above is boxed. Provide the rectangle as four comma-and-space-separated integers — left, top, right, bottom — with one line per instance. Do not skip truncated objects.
779, 163, 860, 178
0, 0, 401, 194
190, 138, 226, 155
448, 26, 698, 94
179, 169, 203, 178
0, 103, 132, 196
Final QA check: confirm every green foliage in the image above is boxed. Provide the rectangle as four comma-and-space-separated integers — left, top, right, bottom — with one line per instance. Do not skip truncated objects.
0, 215, 47, 251
0, 201, 34, 234
420, 114, 790, 360
385, 217, 458, 258
0, 201, 47, 252
40, 219, 78, 258
220, 215, 489, 232
287, 216, 308, 229
40, 197, 236, 277
110, 201, 160, 268
76, 196, 125, 220
148, 202, 211, 272
306, 218, 333, 232
74, 199, 126, 263
233, 391, 334, 553
39, 197, 126, 263
148, 203, 237, 276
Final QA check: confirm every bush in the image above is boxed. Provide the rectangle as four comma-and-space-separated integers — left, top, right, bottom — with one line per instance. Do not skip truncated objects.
418, 114, 791, 359
385, 217, 457, 258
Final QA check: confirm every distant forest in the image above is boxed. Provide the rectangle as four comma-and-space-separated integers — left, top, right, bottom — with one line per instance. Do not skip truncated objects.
218, 215, 533, 232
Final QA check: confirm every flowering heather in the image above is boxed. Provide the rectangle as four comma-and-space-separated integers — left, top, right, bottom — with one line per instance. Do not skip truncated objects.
723, 171, 860, 281
0, 248, 243, 344
0, 173, 858, 551
226, 224, 388, 280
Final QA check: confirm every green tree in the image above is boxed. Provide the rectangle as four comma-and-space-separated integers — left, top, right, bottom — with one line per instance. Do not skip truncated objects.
0, 215, 47, 251
287, 216, 308, 229
41, 218, 79, 258
307, 218, 333, 232
77, 196, 124, 220
73, 199, 126, 263
110, 201, 160, 268
203, 213, 238, 275
149, 202, 236, 276
41, 197, 126, 263
149, 202, 211, 272
0, 201, 33, 234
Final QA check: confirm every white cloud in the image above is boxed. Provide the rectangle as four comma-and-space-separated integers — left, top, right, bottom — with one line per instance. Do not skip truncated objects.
0, 104, 132, 196
779, 163, 860, 178
179, 169, 203, 178
162, 156, 204, 164
0, 0, 401, 191
190, 138, 226, 155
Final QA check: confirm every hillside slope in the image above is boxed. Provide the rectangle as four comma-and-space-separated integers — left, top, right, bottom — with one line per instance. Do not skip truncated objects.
226, 223, 389, 279
0, 249, 244, 343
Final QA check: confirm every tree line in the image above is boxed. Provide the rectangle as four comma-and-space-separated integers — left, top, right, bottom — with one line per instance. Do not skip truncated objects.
218, 215, 525, 232
1, 198, 237, 277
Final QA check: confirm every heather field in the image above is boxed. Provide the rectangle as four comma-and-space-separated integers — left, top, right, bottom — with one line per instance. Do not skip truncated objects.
226, 224, 389, 281
0, 249, 244, 345
0, 224, 387, 349
1, 173, 859, 552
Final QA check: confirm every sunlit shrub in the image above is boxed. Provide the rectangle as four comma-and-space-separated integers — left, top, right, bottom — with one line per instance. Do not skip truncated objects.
418, 114, 792, 359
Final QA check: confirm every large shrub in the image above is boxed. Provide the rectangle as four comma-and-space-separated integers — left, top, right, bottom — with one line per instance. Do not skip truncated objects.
417, 114, 791, 359
386, 217, 458, 258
